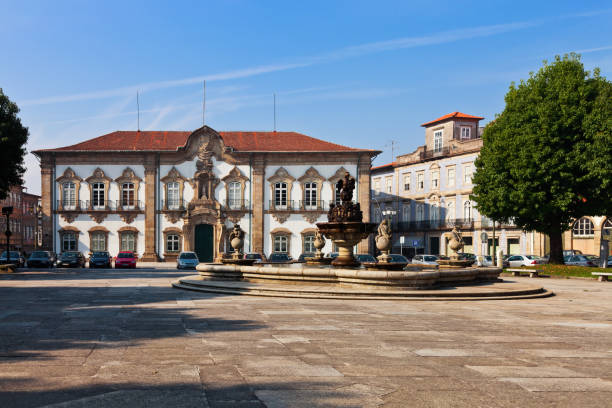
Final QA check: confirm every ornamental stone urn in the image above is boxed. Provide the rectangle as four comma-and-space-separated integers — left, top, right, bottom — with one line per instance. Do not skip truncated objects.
306, 229, 332, 265
221, 224, 256, 265
437, 226, 473, 268
375, 219, 392, 263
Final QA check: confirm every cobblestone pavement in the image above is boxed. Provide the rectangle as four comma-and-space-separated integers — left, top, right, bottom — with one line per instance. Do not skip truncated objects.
0, 268, 611, 407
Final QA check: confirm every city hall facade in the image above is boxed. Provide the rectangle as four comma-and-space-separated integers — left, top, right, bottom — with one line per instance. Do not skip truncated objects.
34, 127, 377, 262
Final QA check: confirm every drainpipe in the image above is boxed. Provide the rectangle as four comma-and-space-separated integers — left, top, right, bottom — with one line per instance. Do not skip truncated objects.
249, 154, 252, 252
155, 153, 160, 259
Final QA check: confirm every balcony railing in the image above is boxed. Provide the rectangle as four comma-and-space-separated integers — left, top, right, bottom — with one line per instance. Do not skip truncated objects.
420, 146, 450, 160
160, 200, 188, 211
393, 218, 475, 232
56, 200, 143, 211
298, 200, 326, 211
221, 199, 251, 210
269, 200, 297, 211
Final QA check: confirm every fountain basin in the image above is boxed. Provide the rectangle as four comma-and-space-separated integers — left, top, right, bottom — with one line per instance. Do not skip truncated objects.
316, 221, 377, 267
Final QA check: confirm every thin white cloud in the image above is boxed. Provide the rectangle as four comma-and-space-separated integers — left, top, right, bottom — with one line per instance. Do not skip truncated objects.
575, 45, 612, 54
20, 19, 546, 107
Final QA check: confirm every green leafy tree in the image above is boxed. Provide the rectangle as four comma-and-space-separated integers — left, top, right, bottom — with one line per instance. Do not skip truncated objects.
471, 54, 612, 264
0, 89, 29, 200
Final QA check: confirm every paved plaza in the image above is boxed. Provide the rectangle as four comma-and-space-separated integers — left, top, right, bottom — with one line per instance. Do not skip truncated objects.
0, 267, 611, 407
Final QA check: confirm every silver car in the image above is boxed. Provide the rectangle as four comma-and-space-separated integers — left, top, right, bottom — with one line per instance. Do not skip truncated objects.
564, 254, 597, 267
411, 254, 439, 265
177, 252, 199, 269
506, 255, 545, 267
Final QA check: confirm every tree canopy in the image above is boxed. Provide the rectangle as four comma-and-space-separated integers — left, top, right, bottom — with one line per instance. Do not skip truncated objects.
0, 89, 29, 201
471, 54, 612, 263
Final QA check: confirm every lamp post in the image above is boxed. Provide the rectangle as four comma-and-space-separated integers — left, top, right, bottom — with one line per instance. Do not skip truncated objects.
2, 206, 13, 264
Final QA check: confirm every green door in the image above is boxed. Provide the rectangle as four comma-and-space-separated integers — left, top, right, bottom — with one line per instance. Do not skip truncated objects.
195, 224, 214, 262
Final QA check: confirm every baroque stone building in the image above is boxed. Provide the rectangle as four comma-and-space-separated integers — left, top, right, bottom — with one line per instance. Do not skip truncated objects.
34, 127, 377, 261
0, 185, 40, 255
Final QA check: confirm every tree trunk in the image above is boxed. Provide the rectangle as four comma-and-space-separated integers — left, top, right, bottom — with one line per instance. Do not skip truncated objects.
548, 229, 564, 264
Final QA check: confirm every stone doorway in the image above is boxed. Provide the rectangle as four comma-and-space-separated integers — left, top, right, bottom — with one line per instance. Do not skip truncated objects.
195, 224, 214, 262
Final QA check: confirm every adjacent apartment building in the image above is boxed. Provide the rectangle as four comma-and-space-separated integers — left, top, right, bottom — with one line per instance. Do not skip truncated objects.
371, 112, 611, 258
33, 126, 377, 262
0, 185, 41, 255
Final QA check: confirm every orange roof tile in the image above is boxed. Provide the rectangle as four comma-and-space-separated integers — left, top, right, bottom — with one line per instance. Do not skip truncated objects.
34, 130, 374, 154
421, 112, 484, 127
371, 162, 395, 171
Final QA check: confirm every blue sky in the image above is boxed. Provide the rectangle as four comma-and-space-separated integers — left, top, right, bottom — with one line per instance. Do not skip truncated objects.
2, 0, 611, 195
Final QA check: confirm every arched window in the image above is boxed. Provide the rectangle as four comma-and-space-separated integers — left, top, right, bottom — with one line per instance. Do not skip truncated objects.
573, 217, 594, 236
63, 182, 76, 209
91, 232, 106, 252
463, 200, 472, 221
167, 182, 180, 210
121, 182, 135, 209
62, 233, 76, 252
274, 182, 288, 209
228, 182, 241, 209
430, 203, 439, 224
120, 231, 136, 252
166, 234, 180, 253
274, 235, 288, 253
446, 201, 455, 222
416, 203, 424, 222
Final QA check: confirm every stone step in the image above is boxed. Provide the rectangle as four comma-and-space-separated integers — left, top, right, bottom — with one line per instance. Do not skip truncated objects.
172, 277, 554, 301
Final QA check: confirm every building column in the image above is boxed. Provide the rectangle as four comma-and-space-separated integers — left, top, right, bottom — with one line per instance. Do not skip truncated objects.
40, 160, 54, 251
357, 155, 372, 254
251, 158, 265, 255
141, 158, 158, 261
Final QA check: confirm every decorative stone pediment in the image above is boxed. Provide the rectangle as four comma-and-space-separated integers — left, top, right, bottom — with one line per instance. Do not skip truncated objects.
429, 162, 440, 170
118, 226, 139, 233
85, 168, 112, 184
56, 167, 82, 183
222, 166, 248, 183
298, 167, 324, 183
59, 226, 80, 233
267, 167, 295, 184
328, 167, 352, 184
163, 227, 182, 234
270, 227, 292, 235
115, 167, 142, 184
161, 167, 187, 183
88, 226, 109, 233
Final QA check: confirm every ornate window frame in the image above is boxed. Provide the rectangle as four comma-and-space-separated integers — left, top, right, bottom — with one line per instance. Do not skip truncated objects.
115, 168, 142, 210
85, 168, 112, 213
88, 226, 109, 253
58, 226, 80, 253
161, 167, 188, 210
267, 168, 295, 223
163, 227, 183, 260
270, 227, 292, 254
57, 168, 83, 211
222, 166, 249, 210
117, 226, 139, 254
298, 167, 325, 210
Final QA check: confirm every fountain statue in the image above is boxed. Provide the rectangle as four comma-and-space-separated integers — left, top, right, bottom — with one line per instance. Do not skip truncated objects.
437, 226, 473, 268
316, 172, 377, 267
361, 218, 407, 270
305, 229, 332, 265
221, 224, 257, 265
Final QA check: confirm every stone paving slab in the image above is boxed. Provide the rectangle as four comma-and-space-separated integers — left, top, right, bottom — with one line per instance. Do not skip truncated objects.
0, 268, 611, 407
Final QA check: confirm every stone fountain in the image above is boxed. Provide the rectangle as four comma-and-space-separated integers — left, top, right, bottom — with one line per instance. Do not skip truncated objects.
315, 173, 377, 267
361, 218, 407, 270
305, 230, 332, 265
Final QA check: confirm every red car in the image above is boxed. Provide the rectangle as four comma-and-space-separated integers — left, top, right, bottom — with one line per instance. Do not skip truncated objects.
115, 251, 137, 269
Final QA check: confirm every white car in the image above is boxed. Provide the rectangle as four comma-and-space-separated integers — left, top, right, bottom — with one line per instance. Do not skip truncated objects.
506, 255, 545, 267
411, 254, 439, 265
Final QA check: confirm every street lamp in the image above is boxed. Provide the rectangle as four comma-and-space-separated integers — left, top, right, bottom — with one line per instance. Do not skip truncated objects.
2, 206, 13, 264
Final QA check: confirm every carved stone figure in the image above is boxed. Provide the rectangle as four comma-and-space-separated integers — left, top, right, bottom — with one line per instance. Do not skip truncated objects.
313, 230, 326, 258
229, 224, 245, 259
448, 226, 464, 257
327, 173, 363, 223
375, 219, 392, 262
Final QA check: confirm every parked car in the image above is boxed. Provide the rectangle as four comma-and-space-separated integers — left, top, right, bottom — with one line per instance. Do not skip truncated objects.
608, 255, 612, 268
296, 253, 315, 263
115, 251, 137, 269
411, 254, 439, 265
388, 254, 410, 264
177, 251, 199, 269
244, 253, 265, 263
563, 249, 582, 256
457, 253, 477, 265
0, 251, 25, 267
355, 254, 377, 263
56, 251, 86, 268
27, 251, 53, 268
564, 254, 598, 267
324, 252, 339, 259
267, 253, 293, 263
89, 251, 112, 268
506, 255, 545, 267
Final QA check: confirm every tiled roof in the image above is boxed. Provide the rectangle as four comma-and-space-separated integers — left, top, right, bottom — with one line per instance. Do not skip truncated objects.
371, 162, 395, 171
35, 130, 372, 153
421, 112, 484, 127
